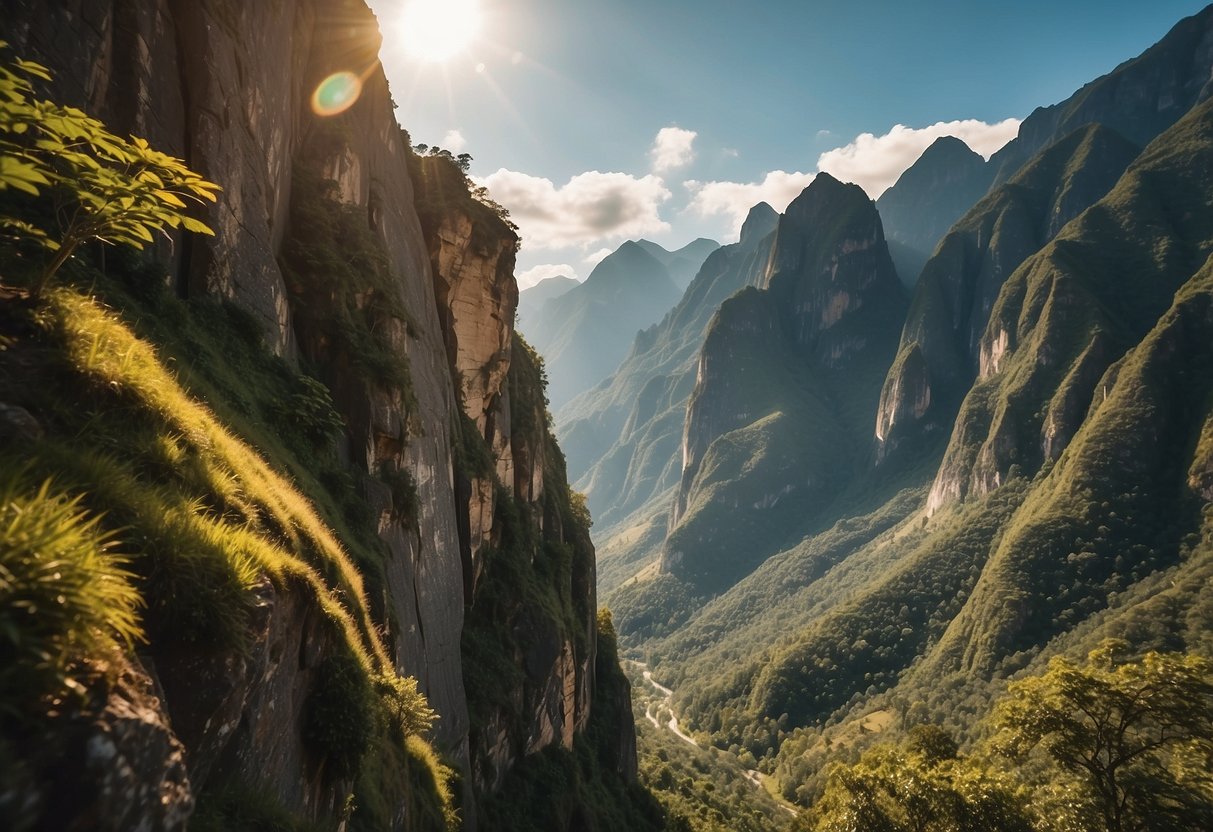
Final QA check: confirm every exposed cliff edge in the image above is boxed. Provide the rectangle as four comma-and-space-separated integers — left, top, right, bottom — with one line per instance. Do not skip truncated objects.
1, 1, 641, 830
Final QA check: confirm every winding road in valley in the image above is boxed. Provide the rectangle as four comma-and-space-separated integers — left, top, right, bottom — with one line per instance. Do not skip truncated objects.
642, 670, 700, 747
631, 661, 798, 817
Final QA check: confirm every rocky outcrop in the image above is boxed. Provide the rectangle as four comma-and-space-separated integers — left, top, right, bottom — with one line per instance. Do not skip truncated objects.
759, 174, 905, 366
1, 658, 192, 832
414, 154, 520, 590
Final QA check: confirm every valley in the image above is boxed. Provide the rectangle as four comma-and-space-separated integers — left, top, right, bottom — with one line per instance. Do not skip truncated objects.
2, 1, 1212, 830
535, 4, 1213, 829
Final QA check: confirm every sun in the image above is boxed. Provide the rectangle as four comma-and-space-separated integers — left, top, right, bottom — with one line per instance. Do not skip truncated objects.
399, 0, 481, 63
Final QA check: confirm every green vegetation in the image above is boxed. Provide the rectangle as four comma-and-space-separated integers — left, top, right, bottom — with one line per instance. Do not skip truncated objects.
0, 258, 452, 821
629, 662, 792, 832
798, 646, 1213, 832
280, 165, 417, 397
798, 726, 1033, 832
0, 473, 141, 710
0, 43, 218, 297
192, 783, 328, 832
408, 142, 519, 254
0, 71, 453, 822
303, 651, 377, 779
990, 642, 1213, 832
477, 611, 666, 832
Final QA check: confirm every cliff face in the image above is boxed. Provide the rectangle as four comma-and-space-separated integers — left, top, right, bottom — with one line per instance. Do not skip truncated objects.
4, 1, 633, 829
409, 157, 618, 801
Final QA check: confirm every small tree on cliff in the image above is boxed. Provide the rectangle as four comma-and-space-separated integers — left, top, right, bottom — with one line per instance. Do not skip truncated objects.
0, 41, 219, 298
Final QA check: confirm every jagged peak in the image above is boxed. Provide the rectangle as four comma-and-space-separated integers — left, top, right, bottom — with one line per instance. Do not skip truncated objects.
784, 172, 872, 222
740, 201, 779, 248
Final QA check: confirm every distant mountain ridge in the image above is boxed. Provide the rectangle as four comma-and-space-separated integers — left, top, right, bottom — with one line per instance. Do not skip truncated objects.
635, 238, 722, 290
876, 135, 993, 287
526, 238, 718, 410
604, 4, 1213, 814
516, 274, 577, 336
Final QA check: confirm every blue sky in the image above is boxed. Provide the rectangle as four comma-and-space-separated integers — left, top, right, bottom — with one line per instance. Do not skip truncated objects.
367, 0, 1208, 286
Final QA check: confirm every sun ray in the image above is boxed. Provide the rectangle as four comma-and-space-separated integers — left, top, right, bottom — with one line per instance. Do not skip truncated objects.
396, 0, 480, 64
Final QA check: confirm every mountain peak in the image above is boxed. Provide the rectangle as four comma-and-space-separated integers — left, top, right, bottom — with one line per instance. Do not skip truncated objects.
922, 134, 982, 161
740, 201, 779, 248
783, 173, 871, 227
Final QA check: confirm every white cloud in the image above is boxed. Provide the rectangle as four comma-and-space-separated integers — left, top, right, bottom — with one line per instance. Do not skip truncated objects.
650, 126, 697, 173
816, 118, 1021, 198
685, 170, 817, 237
478, 169, 671, 250
583, 248, 613, 268
441, 128, 467, 153
517, 263, 578, 290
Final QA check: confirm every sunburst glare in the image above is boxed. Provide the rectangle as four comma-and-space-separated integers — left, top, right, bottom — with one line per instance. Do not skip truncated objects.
399, 0, 481, 63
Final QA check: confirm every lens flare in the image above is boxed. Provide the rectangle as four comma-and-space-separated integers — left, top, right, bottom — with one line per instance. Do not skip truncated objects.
311, 71, 363, 117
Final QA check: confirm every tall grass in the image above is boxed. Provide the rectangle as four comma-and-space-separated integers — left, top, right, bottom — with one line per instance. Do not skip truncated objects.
0, 472, 141, 709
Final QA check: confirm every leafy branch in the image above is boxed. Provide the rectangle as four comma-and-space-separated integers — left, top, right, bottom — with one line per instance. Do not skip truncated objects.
0, 41, 220, 298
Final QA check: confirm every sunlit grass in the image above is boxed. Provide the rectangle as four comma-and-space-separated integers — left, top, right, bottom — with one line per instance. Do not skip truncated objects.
0, 472, 142, 709
2, 276, 452, 822
38, 287, 390, 669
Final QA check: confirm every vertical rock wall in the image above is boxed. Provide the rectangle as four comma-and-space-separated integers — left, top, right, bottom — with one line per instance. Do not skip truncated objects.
7, 1, 632, 828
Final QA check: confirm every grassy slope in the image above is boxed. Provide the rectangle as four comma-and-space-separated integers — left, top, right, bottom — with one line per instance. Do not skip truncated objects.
0, 259, 452, 829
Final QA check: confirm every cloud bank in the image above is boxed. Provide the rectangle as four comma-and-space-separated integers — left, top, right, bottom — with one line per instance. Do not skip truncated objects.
816, 118, 1021, 198
479, 169, 671, 250
441, 128, 467, 153
650, 126, 697, 173
685, 170, 817, 236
